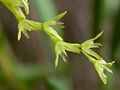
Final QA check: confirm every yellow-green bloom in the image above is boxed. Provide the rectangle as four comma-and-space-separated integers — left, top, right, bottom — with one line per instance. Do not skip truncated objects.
55, 41, 80, 67
80, 31, 115, 84
0, 0, 115, 84
18, 19, 42, 40
83, 50, 115, 84
80, 31, 103, 60
43, 11, 67, 41
94, 59, 115, 84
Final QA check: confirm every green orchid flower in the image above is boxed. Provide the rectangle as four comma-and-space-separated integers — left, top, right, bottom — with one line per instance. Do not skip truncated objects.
18, 11, 67, 41
18, 19, 42, 41
55, 41, 67, 68
42, 11, 81, 67
42, 11, 67, 41
55, 41, 80, 67
80, 31, 103, 60
94, 59, 115, 84
0, 0, 115, 85
80, 31, 115, 84
83, 51, 115, 84
43, 11, 67, 28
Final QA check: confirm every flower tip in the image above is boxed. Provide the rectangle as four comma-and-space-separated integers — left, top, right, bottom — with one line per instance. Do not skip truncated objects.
112, 61, 115, 64
103, 81, 107, 85
24, 34, 30, 39
93, 31, 103, 40
55, 57, 59, 68
18, 31, 21, 41
55, 64, 57, 68
102, 76, 107, 85
55, 62, 58, 68
18, 37, 20, 41
22, 0, 29, 14
110, 70, 113, 74
61, 10, 67, 18
25, 4, 29, 15
98, 31, 103, 37
25, 7, 29, 15
63, 10, 67, 15
54, 11, 67, 20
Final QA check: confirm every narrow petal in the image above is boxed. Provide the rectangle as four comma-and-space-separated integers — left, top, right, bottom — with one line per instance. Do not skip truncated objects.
18, 29, 22, 41
53, 11, 67, 21
84, 49, 102, 59
92, 31, 103, 41
55, 54, 59, 68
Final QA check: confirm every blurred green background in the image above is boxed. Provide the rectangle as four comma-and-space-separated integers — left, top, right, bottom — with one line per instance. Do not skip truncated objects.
0, 0, 120, 90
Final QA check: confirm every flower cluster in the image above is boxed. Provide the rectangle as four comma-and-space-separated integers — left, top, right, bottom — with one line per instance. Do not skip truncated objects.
0, 0, 115, 84
79, 32, 115, 84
